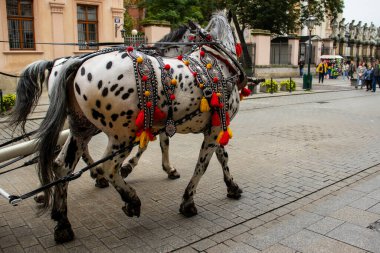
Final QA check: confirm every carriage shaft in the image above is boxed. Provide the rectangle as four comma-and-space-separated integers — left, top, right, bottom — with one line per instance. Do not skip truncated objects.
0, 129, 70, 163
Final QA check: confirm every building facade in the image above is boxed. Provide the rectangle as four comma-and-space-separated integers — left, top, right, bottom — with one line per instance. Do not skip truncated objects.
0, 0, 124, 91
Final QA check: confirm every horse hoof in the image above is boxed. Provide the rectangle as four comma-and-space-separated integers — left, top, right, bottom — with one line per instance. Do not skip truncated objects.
180, 202, 198, 217
34, 194, 45, 204
227, 185, 243, 199
95, 178, 109, 188
54, 222, 74, 243
120, 164, 133, 178
168, 170, 180, 180
122, 199, 141, 217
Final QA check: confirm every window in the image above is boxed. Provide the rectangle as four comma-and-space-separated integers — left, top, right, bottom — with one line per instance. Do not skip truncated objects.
77, 5, 98, 50
6, 0, 35, 50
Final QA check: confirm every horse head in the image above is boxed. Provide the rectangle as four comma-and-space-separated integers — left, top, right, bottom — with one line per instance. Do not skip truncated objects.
154, 21, 202, 57
204, 11, 247, 89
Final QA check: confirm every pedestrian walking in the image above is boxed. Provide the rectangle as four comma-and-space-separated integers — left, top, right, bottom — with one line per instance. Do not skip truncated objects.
364, 66, 373, 91
298, 58, 305, 77
316, 60, 328, 84
372, 59, 380, 92
356, 63, 366, 89
343, 62, 349, 80
349, 61, 355, 80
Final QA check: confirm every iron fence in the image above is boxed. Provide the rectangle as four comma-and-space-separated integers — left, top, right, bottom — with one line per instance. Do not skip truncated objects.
123, 35, 147, 47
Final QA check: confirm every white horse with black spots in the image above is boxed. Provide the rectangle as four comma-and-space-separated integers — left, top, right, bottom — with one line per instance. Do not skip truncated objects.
29, 12, 246, 243
9, 24, 202, 191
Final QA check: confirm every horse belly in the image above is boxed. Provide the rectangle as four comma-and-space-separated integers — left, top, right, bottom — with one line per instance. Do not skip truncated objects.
73, 53, 139, 141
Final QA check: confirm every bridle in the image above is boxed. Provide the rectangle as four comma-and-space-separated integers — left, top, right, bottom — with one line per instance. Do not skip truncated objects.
188, 20, 247, 90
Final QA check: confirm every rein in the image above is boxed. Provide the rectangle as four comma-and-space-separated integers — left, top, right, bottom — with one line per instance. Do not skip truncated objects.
5, 107, 204, 205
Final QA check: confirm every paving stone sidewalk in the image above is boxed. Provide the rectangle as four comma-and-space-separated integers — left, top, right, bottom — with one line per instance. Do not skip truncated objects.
1, 77, 379, 252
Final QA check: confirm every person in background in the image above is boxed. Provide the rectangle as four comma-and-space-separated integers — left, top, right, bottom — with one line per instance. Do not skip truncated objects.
372, 59, 380, 92
356, 63, 366, 89
298, 58, 305, 77
364, 65, 373, 91
343, 61, 350, 80
316, 60, 328, 84
349, 61, 355, 80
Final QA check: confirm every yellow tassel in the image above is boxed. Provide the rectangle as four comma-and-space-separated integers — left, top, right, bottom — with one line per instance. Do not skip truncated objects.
239, 94, 244, 101
227, 127, 233, 138
139, 131, 149, 148
216, 130, 224, 143
200, 96, 210, 112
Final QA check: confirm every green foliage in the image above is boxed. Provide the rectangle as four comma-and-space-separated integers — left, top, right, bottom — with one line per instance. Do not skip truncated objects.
140, 0, 223, 27
1, 93, 16, 111
123, 12, 134, 35
261, 79, 279, 93
300, 0, 344, 27
280, 79, 296, 91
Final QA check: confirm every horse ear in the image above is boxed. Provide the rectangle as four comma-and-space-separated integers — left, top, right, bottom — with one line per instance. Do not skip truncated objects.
188, 20, 198, 31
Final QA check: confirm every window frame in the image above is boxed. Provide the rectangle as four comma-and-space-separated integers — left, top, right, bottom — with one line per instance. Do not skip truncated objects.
77, 4, 99, 50
6, 0, 36, 50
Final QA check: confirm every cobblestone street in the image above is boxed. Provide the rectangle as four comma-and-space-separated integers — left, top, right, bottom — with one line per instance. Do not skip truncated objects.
1, 79, 380, 252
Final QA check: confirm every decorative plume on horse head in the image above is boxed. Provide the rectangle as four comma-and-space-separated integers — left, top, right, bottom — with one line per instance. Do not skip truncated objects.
19, 11, 246, 243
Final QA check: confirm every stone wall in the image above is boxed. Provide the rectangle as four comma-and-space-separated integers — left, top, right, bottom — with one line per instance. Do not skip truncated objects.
254, 65, 316, 78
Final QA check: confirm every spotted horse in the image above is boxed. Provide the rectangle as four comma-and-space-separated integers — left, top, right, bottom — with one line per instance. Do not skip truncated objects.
9, 24, 203, 193
32, 11, 247, 243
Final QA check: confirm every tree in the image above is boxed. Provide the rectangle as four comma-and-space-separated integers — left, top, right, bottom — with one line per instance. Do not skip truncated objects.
141, 0, 206, 28
300, 0, 344, 26
224, 0, 344, 71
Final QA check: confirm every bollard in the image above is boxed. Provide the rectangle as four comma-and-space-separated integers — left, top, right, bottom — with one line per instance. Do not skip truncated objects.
0, 89, 3, 112
270, 78, 273, 94
289, 77, 292, 93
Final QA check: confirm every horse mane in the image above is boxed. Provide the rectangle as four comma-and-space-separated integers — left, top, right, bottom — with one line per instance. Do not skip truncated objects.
154, 25, 189, 48
206, 11, 236, 54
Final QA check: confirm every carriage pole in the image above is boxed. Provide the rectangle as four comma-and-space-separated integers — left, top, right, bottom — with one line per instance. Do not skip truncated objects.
0, 129, 70, 163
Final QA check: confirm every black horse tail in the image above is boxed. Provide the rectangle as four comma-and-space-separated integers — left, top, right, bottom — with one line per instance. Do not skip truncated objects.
8, 60, 54, 133
36, 58, 83, 211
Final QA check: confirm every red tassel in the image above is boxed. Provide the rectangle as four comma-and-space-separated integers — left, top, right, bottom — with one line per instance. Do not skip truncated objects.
226, 112, 230, 126
212, 111, 220, 126
210, 92, 219, 107
235, 43, 242, 58
241, 87, 251, 97
154, 106, 166, 121
146, 128, 155, 141
219, 131, 230, 146
135, 110, 144, 129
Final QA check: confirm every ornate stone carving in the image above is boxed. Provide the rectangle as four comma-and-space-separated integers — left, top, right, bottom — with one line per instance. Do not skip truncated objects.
363, 23, 370, 42
349, 20, 356, 39
338, 18, 346, 39
49, 2, 65, 14
330, 18, 338, 39
369, 23, 376, 43
355, 21, 363, 41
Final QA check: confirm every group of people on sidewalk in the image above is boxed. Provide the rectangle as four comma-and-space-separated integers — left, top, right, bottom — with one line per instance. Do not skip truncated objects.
299, 58, 380, 92
356, 59, 380, 92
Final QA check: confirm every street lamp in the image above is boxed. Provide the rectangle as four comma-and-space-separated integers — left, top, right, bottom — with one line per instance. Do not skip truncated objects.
303, 16, 316, 90
120, 28, 126, 44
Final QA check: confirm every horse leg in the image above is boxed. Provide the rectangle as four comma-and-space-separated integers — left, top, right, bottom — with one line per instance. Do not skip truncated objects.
215, 146, 242, 199
51, 134, 90, 243
159, 133, 180, 179
82, 145, 109, 188
179, 130, 218, 217
120, 133, 180, 179
119, 145, 147, 178
101, 140, 141, 217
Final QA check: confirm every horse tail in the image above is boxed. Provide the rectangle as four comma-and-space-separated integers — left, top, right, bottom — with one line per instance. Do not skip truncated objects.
36, 58, 83, 210
8, 60, 54, 133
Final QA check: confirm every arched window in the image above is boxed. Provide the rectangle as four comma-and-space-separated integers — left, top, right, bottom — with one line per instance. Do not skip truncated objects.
6, 0, 35, 50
